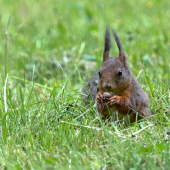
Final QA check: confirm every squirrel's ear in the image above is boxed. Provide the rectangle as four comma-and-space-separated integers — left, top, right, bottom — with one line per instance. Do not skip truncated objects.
103, 26, 111, 62
112, 29, 126, 62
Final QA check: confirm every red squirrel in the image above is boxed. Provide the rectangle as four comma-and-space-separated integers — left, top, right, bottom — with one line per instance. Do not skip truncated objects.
86, 27, 151, 124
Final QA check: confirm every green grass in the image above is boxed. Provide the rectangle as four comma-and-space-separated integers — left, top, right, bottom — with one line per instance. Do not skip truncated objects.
0, 0, 170, 169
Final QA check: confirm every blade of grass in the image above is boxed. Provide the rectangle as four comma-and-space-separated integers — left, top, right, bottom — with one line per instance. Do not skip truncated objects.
4, 74, 8, 113
4, 15, 11, 78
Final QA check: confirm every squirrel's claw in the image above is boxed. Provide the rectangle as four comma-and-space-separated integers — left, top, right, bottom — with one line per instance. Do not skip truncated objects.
107, 95, 120, 106
96, 92, 103, 104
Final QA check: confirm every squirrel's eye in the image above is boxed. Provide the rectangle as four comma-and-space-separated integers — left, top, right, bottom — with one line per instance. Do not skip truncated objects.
98, 71, 101, 78
118, 70, 122, 76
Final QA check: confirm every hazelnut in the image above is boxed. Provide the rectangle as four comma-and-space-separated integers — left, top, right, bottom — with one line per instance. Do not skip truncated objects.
103, 92, 111, 98
102, 92, 111, 103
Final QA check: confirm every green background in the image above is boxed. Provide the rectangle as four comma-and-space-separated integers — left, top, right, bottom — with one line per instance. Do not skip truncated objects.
0, 0, 170, 169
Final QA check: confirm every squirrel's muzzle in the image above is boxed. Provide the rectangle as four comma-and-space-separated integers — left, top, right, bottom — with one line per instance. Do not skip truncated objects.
103, 82, 113, 91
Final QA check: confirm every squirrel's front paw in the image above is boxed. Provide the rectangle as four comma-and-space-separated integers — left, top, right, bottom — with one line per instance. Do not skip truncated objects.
96, 92, 103, 104
107, 95, 120, 106
96, 92, 105, 113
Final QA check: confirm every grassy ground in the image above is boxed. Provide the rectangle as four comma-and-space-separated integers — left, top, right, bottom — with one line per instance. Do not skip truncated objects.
0, 0, 170, 169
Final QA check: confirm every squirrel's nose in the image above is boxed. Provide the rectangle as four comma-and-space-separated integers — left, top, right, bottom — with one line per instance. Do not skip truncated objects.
103, 83, 112, 91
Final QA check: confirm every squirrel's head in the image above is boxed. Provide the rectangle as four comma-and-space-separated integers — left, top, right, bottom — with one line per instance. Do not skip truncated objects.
98, 27, 131, 94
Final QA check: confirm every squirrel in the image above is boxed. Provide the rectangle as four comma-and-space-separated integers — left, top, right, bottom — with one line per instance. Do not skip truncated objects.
85, 27, 152, 125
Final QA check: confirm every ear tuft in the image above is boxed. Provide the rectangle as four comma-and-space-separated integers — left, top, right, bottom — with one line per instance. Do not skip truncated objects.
103, 26, 111, 62
112, 29, 126, 62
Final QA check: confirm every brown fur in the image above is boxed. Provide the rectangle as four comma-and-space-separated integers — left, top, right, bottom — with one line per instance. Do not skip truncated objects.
86, 27, 152, 124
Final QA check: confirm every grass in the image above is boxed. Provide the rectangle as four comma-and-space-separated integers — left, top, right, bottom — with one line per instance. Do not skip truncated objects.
0, 0, 170, 169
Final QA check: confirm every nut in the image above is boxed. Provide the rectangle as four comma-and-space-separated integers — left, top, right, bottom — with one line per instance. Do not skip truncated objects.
102, 92, 111, 103
103, 92, 111, 98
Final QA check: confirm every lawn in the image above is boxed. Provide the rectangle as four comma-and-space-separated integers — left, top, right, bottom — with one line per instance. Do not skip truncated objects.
0, 0, 170, 169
